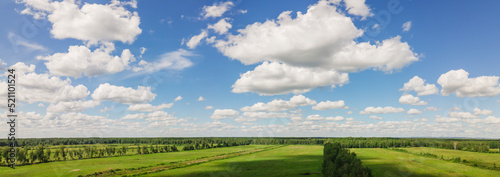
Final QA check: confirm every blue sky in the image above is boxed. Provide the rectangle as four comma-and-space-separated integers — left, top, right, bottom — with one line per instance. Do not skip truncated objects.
1, 0, 500, 138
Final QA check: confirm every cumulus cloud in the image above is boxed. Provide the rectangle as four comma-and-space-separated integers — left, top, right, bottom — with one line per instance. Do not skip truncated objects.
242, 112, 297, 119
205, 106, 214, 109
201, 1, 233, 19
437, 69, 500, 97
232, 62, 349, 95
210, 109, 239, 119
402, 21, 412, 32
215, 1, 418, 72
240, 95, 316, 112
473, 108, 493, 115
423, 107, 438, 111
484, 116, 500, 124
344, 0, 373, 19
326, 116, 345, 121
186, 30, 208, 49
399, 94, 427, 105
208, 18, 232, 35
127, 103, 174, 112
38, 42, 135, 78
198, 96, 206, 101
360, 106, 405, 114
174, 96, 183, 102
407, 108, 422, 115
91, 83, 156, 104
17, 0, 141, 43
400, 76, 439, 96
312, 100, 346, 110
46, 100, 99, 113
306, 115, 324, 120
5, 62, 89, 103
132, 49, 193, 73
448, 111, 478, 119
368, 115, 382, 120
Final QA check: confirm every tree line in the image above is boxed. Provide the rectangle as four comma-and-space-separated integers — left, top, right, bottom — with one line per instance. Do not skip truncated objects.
322, 142, 372, 177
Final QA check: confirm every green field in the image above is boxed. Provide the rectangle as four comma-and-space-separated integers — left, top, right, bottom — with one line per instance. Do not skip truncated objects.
403, 147, 500, 169
350, 148, 500, 177
145, 145, 323, 177
0, 145, 269, 177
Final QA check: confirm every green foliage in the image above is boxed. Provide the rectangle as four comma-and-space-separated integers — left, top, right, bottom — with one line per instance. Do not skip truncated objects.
322, 142, 373, 177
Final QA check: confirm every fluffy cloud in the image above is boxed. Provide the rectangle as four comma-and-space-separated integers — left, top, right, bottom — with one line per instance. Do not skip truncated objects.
242, 112, 297, 119
38, 43, 134, 78
437, 69, 500, 97
360, 106, 405, 114
208, 18, 232, 35
473, 108, 493, 115
368, 115, 382, 120
210, 109, 239, 119
17, 0, 141, 43
232, 62, 349, 95
448, 111, 478, 119
132, 49, 193, 72
399, 94, 427, 105
7, 62, 89, 103
240, 95, 316, 112
306, 115, 324, 120
484, 116, 500, 124
127, 103, 174, 112
326, 116, 345, 121
201, 1, 233, 18
186, 30, 208, 49
400, 76, 439, 96
344, 0, 373, 19
198, 96, 206, 101
215, 1, 418, 72
312, 100, 346, 110
47, 100, 100, 113
174, 96, 183, 102
407, 109, 422, 115
423, 107, 438, 111
402, 21, 412, 32
91, 83, 156, 104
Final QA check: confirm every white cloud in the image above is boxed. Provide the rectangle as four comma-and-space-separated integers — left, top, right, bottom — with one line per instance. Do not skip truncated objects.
368, 115, 382, 120
238, 10, 247, 14
306, 115, 324, 120
399, 94, 427, 105
132, 49, 193, 72
198, 96, 206, 101
208, 18, 232, 35
344, 0, 373, 19
371, 24, 379, 29
100, 107, 112, 112
38, 103, 45, 107
127, 103, 174, 112
215, 1, 418, 73
423, 107, 438, 112
484, 116, 500, 124
473, 108, 493, 115
407, 109, 422, 115
448, 111, 478, 119
8, 32, 47, 51
242, 112, 297, 119
312, 100, 346, 110
402, 21, 412, 32
326, 116, 345, 121
7, 62, 89, 103
437, 69, 500, 97
360, 106, 405, 114
47, 100, 100, 113
91, 83, 156, 104
202, 1, 233, 19
174, 96, 183, 102
186, 30, 208, 49
140, 47, 146, 58
240, 95, 316, 112
17, 0, 141, 43
205, 106, 214, 109
38, 43, 135, 78
232, 62, 349, 95
400, 76, 439, 96
210, 109, 239, 119
346, 111, 353, 115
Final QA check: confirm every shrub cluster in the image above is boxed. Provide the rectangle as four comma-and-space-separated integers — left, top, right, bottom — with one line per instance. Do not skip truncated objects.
322, 142, 373, 177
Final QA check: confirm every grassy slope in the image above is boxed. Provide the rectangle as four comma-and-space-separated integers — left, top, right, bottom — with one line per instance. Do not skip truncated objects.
0, 145, 268, 177
403, 147, 500, 168
145, 145, 324, 177
350, 148, 500, 177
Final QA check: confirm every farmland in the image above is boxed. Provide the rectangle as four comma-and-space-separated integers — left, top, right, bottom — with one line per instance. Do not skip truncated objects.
0, 138, 499, 176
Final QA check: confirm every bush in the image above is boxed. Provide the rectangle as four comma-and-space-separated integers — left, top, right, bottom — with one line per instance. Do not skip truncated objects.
322, 142, 373, 177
